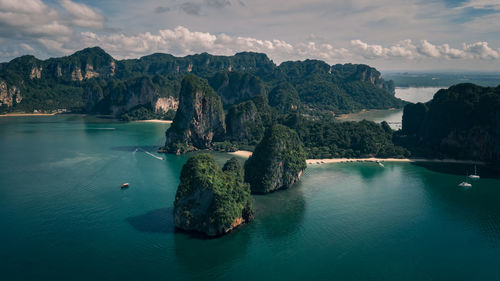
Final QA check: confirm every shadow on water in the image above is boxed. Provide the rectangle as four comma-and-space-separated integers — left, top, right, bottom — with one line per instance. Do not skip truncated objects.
411, 162, 500, 179
126, 207, 175, 234
174, 223, 251, 280
349, 162, 386, 183
253, 183, 307, 240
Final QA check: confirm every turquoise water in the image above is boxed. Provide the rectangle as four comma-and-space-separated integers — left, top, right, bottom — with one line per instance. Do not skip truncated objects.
1, 116, 500, 281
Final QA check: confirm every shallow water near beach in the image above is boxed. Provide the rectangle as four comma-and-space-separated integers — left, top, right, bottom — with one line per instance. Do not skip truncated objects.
1, 115, 500, 281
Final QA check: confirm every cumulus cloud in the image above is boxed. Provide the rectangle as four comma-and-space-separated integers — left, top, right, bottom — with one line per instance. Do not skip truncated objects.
350, 39, 499, 60
0, 0, 71, 38
59, 0, 105, 28
70, 26, 499, 64
76, 26, 350, 63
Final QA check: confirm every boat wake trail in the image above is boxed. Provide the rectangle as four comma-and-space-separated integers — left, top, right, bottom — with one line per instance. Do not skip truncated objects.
137, 147, 164, 160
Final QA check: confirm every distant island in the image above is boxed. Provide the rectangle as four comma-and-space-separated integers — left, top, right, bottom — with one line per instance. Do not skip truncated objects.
0, 46, 404, 121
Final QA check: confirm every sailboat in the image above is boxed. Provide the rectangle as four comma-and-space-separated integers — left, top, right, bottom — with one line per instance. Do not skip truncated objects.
458, 171, 472, 187
468, 165, 480, 179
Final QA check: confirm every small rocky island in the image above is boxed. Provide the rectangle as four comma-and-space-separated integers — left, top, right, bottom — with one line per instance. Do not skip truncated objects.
244, 124, 307, 194
174, 154, 254, 236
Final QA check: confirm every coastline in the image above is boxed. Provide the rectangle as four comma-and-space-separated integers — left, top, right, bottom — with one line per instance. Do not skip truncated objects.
229, 150, 486, 165
0, 113, 58, 117
134, 119, 173, 123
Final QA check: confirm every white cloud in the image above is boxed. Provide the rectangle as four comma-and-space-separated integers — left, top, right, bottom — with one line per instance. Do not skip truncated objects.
350, 39, 498, 61
463, 41, 500, 59
0, 0, 71, 38
59, 0, 105, 28
458, 0, 500, 11
77, 26, 350, 63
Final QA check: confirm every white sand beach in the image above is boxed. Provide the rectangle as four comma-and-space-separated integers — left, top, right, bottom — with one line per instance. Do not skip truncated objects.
229, 150, 486, 165
134, 119, 173, 123
0, 113, 58, 117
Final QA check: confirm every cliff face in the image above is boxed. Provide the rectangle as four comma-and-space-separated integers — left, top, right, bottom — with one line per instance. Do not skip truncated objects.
226, 100, 264, 144
82, 76, 179, 116
45, 47, 116, 81
174, 154, 253, 236
401, 84, 500, 164
0, 46, 398, 115
209, 71, 267, 107
164, 75, 226, 154
268, 82, 301, 113
244, 124, 307, 194
0, 81, 22, 107
154, 96, 178, 113
332, 64, 395, 94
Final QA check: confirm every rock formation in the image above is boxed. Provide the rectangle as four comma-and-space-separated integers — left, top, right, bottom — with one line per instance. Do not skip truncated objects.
0, 81, 22, 107
209, 71, 267, 107
268, 82, 301, 113
164, 74, 226, 154
174, 154, 253, 236
244, 124, 307, 194
400, 83, 500, 164
226, 100, 264, 144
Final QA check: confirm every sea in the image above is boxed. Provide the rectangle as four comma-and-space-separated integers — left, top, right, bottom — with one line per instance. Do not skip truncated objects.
1, 88, 500, 280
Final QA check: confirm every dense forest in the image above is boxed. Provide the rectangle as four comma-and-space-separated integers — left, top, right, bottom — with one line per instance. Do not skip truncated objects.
397, 83, 500, 164
0, 47, 405, 119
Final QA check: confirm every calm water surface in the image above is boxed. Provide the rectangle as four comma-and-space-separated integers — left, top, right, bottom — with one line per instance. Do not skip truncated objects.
340, 87, 442, 129
1, 115, 500, 281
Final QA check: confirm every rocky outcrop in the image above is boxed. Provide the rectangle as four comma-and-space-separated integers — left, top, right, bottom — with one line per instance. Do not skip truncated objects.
226, 100, 264, 144
331, 63, 395, 94
30, 66, 42, 79
244, 124, 307, 194
209, 71, 267, 107
109, 77, 160, 116
268, 82, 301, 113
0, 81, 22, 107
71, 67, 83, 81
154, 96, 178, 113
174, 154, 253, 236
401, 83, 500, 164
164, 74, 226, 154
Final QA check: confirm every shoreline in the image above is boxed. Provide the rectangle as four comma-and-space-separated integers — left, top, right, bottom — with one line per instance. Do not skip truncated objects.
0, 113, 58, 117
229, 150, 486, 165
133, 119, 173, 123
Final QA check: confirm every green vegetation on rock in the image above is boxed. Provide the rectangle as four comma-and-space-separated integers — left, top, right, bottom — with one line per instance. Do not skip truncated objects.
398, 83, 500, 164
244, 124, 307, 194
1, 47, 403, 118
174, 154, 253, 236
282, 114, 410, 159
164, 74, 226, 154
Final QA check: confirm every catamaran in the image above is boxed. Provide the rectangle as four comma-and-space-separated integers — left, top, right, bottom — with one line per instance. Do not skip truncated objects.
468, 165, 480, 179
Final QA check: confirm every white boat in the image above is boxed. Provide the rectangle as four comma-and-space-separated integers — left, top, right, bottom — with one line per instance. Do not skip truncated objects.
376, 160, 384, 167
468, 165, 480, 179
458, 172, 472, 187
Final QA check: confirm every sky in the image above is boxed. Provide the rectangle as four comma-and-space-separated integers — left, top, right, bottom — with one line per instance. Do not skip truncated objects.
0, 0, 499, 71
